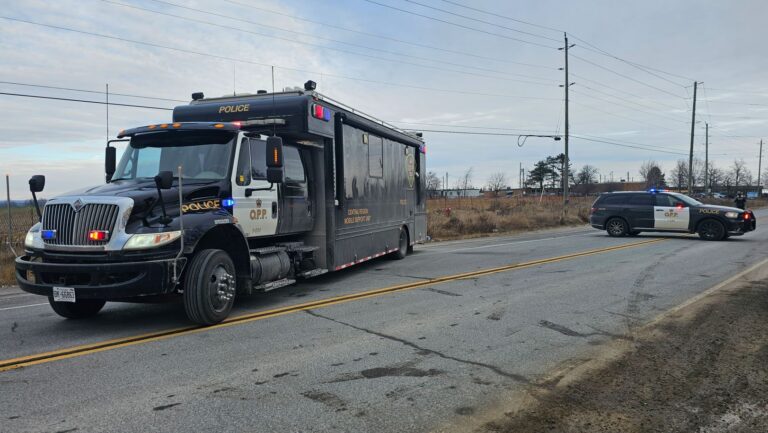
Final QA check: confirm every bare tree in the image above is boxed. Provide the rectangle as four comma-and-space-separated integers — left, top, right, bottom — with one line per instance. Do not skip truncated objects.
729, 159, 752, 187
669, 159, 688, 189
485, 172, 508, 197
640, 161, 666, 189
574, 165, 599, 185
455, 167, 474, 200
425, 171, 441, 196
639, 160, 660, 182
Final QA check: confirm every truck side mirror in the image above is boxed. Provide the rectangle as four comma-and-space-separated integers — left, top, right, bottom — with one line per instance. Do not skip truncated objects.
105, 146, 116, 182
155, 171, 174, 190
265, 136, 284, 184
29, 175, 45, 221
29, 175, 45, 193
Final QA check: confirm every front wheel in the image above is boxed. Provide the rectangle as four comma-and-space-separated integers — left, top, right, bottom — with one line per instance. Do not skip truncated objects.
184, 249, 237, 325
698, 220, 726, 241
48, 297, 106, 319
606, 218, 628, 237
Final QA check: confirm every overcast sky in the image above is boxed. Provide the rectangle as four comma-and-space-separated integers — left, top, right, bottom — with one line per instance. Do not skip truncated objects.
1, 0, 767, 197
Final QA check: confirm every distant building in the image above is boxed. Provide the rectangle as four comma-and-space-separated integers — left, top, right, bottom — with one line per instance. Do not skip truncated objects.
434, 188, 482, 199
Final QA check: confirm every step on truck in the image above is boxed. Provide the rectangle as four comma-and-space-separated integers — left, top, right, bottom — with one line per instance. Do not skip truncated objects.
16, 80, 427, 324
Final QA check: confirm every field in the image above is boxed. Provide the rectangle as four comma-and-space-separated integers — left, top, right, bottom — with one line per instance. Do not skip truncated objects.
427, 195, 592, 241
0, 197, 764, 286
0, 206, 38, 286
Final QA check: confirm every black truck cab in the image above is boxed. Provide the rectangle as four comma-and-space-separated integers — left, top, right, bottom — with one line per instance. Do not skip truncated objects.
16, 82, 427, 325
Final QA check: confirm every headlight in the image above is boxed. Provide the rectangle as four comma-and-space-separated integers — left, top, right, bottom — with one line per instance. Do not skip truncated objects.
724, 211, 739, 219
124, 231, 181, 250
24, 223, 41, 248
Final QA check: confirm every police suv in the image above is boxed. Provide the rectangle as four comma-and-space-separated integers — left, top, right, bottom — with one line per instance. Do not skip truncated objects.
589, 190, 756, 240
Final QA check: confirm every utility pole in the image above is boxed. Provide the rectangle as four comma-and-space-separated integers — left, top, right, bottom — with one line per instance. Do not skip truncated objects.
758, 139, 764, 195
559, 33, 574, 223
688, 81, 698, 194
704, 123, 709, 194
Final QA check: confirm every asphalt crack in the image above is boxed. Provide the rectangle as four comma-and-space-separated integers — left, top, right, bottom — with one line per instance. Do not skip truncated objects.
305, 310, 529, 383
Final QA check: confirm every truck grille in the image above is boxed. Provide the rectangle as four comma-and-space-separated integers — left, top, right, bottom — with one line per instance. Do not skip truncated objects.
42, 203, 120, 246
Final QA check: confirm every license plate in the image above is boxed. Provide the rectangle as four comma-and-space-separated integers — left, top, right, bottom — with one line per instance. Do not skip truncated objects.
53, 287, 76, 303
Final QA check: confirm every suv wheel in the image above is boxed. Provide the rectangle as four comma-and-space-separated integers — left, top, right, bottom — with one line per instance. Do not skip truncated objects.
606, 218, 628, 237
698, 219, 726, 241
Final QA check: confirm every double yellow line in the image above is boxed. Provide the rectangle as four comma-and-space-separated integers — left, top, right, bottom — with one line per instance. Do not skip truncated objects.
0, 238, 665, 372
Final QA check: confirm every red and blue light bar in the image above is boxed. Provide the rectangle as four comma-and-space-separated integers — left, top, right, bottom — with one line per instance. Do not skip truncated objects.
311, 104, 331, 122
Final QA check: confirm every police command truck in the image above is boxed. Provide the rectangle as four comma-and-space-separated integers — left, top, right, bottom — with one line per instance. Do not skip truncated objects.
16, 81, 427, 325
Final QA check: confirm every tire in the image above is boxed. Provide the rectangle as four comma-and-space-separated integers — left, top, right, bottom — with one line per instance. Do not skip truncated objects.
605, 218, 628, 237
627, 230, 641, 236
392, 227, 408, 260
698, 219, 726, 241
183, 249, 237, 325
48, 297, 106, 319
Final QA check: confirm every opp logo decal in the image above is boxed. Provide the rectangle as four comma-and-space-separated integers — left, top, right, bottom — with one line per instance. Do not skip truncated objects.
406, 152, 415, 189
182, 199, 220, 213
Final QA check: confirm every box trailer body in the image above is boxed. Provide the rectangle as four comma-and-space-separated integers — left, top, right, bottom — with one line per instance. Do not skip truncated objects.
16, 85, 426, 324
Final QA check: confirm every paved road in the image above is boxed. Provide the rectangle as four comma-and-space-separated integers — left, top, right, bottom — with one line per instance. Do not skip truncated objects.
1, 216, 766, 433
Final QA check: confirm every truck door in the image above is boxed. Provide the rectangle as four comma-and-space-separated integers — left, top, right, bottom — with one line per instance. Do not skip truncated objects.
278, 145, 312, 234
231, 137, 279, 237
654, 194, 690, 230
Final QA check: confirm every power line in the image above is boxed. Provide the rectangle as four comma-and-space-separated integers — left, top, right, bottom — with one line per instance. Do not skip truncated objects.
570, 73, 687, 112
220, 0, 556, 70
571, 88, 690, 125
103, 0, 558, 87
570, 135, 689, 156
0, 92, 173, 110
388, 120, 558, 133
0, 16, 561, 101
438, 0, 563, 33
0, 80, 186, 102
437, 0, 694, 84
570, 53, 689, 100
360, 0, 560, 49
570, 100, 677, 131
402, 0, 560, 42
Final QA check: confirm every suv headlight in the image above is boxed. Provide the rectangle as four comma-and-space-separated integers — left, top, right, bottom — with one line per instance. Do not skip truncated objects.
124, 231, 181, 250
724, 211, 739, 219
24, 223, 41, 248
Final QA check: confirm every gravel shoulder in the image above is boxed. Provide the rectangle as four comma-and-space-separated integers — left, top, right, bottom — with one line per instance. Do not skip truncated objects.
445, 260, 768, 433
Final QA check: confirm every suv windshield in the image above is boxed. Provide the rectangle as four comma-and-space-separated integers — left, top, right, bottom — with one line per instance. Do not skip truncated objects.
113, 130, 235, 181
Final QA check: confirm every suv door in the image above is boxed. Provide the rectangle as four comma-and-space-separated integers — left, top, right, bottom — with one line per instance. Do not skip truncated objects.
654, 194, 690, 230
626, 193, 655, 228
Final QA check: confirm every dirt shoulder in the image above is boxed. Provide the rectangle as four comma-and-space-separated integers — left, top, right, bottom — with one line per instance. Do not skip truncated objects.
444, 261, 768, 433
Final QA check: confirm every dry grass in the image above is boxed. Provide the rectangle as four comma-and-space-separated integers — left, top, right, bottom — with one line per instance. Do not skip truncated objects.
427, 196, 592, 241
0, 206, 38, 286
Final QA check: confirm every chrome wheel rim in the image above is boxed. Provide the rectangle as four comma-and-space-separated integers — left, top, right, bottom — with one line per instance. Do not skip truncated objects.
209, 264, 235, 312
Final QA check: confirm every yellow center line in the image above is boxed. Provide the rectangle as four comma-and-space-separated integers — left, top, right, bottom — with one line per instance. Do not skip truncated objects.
0, 238, 666, 372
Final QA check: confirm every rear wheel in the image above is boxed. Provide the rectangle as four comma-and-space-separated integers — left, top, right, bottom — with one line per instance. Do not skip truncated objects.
392, 227, 408, 260
606, 218, 628, 237
698, 219, 726, 241
48, 297, 106, 319
184, 249, 236, 325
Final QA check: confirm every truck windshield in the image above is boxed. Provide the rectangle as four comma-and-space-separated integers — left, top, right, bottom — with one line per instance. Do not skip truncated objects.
113, 130, 235, 181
